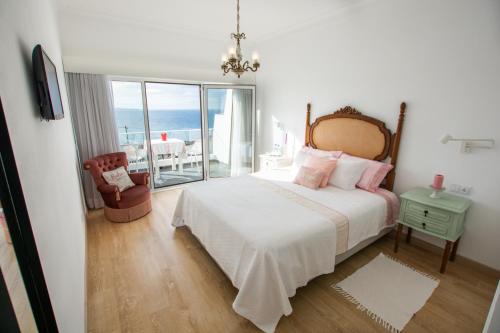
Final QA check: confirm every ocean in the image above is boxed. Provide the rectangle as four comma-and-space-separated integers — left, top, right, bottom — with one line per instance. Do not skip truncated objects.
115, 108, 220, 145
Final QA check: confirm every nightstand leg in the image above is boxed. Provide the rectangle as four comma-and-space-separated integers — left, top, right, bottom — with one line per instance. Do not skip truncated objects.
406, 227, 413, 244
450, 237, 460, 262
394, 224, 403, 253
441, 241, 452, 273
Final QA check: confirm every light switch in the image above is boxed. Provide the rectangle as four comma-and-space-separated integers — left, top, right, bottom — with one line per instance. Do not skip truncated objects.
449, 184, 471, 195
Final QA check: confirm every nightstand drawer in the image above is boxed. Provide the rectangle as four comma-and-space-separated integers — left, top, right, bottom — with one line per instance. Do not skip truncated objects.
406, 201, 451, 224
404, 213, 449, 236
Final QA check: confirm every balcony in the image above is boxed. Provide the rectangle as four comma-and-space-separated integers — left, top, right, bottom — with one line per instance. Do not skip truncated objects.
118, 128, 230, 187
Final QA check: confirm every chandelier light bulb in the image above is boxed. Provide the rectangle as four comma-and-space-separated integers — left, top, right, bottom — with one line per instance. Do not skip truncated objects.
252, 52, 260, 63
221, 54, 228, 64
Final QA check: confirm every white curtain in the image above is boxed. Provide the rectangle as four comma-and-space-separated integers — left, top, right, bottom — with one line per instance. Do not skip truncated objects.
212, 90, 233, 165
230, 89, 253, 177
65, 73, 120, 209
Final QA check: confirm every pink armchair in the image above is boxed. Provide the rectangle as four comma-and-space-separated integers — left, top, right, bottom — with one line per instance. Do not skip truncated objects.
84, 152, 151, 222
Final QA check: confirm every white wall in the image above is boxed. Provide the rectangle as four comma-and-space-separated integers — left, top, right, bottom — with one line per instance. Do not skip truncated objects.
58, 9, 256, 84
256, 0, 500, 269
0, 0, 86, 332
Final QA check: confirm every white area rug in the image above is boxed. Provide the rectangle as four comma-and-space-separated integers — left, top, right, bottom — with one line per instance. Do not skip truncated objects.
332, 253, 439, 333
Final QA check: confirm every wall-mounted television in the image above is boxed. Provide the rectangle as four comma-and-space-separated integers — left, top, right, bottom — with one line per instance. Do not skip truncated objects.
32, 44, 64, 120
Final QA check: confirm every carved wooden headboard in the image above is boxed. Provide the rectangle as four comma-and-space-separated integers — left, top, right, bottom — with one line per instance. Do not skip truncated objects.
305, 103, 406, 191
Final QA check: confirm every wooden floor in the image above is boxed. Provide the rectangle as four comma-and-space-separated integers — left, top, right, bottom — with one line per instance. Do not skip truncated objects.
86, 189, 500, 333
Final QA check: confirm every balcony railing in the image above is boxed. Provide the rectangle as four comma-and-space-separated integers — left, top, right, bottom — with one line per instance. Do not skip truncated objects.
118, 128, 213, 147
118, 128, 213, 172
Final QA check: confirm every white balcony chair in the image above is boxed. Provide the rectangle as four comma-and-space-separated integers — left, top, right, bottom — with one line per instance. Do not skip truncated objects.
123, 145, 139, 172
123, 144, 146, 172
186, 139, 202, 169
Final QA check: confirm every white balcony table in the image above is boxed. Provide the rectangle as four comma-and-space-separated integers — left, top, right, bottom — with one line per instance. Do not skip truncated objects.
149, 138, 186, 178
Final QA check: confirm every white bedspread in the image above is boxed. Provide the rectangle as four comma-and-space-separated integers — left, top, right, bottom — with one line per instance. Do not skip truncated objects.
173, 170, 395, 332
254, 169, 392, 250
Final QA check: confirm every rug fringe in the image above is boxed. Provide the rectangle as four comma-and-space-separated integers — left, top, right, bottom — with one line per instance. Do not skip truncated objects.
331, 252, 439, 333
380, 252, 440, 283
332, 285, 402, 333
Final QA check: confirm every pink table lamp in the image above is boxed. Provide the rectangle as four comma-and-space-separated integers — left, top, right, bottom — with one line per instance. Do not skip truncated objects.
430, 174, 445, 198
433, 174, 444, 190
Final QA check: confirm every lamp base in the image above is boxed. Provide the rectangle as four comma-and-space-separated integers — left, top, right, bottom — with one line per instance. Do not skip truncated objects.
429, 185, 446, 199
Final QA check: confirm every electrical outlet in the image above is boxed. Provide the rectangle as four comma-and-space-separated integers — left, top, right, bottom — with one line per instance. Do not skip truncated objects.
449, 184, 472, 195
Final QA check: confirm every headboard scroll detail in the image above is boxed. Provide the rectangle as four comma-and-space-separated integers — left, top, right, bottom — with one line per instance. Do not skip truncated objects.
333, 106, 362, 115
305, 102, 406, 191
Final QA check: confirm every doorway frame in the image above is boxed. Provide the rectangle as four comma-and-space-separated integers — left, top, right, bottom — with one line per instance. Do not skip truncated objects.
0, 98, 59, 332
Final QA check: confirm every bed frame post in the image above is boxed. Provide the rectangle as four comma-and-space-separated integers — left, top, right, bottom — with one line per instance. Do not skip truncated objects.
305, 103, 311, 146
386, 102, 406, 191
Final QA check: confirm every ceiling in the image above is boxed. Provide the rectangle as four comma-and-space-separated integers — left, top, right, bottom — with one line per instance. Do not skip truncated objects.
56, 0, 360, 42
56, 0, 365, 80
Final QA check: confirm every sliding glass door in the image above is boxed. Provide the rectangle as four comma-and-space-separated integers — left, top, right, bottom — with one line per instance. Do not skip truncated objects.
144, 82, 204, 188
111, 81, 151, 174
111, 80, 254, 188
204, 86, 255, 178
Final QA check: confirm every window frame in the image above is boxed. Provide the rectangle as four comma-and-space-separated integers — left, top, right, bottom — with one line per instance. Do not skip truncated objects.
108, 75, 256, 190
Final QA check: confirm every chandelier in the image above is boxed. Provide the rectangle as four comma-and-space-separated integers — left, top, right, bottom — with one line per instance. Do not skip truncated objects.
221, 0, 260, 78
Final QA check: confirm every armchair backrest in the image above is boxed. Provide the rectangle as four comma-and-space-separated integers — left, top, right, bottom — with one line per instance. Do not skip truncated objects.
83, 152, 129, 187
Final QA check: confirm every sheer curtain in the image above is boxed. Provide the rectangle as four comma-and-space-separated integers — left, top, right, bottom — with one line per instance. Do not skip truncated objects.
212, 90, 233, 165
230, 89, 253, 177
65, 73, 120, 209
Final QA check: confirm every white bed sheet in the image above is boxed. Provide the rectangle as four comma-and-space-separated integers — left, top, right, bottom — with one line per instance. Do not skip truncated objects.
173, 169, 396, 332
254, 169, 391, 250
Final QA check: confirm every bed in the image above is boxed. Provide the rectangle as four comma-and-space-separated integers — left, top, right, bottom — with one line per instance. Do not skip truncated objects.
172, 103, 407, 332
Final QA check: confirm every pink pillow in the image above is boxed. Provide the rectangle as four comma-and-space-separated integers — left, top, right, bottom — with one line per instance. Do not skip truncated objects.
342, 154, 393, 192
304, 156, 337, 187
294, 166, 325, 189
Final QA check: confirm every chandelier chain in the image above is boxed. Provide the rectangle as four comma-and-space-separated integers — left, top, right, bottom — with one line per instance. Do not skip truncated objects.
237, 0, 240, 34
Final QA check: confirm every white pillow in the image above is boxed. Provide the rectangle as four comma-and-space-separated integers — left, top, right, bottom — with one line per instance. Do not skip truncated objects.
293, 146, 342, 169
102, 166, 135, 192
328, 158, 368, 190
293, 149, 309, 169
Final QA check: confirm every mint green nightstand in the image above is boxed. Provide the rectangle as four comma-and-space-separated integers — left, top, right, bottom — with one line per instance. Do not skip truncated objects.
394, 187, 472, 273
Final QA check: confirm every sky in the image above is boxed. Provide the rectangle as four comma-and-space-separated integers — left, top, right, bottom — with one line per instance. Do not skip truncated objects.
111, 81, 225, 111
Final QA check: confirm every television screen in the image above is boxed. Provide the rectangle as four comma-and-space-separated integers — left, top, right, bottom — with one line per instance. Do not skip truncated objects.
32, 45, 64, 120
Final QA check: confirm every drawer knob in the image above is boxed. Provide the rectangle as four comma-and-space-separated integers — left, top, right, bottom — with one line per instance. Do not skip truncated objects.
422, 222, 426, 229
424, 210, 428, 217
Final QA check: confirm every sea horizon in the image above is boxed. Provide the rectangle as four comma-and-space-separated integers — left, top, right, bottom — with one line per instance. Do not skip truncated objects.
114, 108, 220, 145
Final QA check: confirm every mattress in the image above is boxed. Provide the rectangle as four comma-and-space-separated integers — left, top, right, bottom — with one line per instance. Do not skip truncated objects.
172, 169, 398, 332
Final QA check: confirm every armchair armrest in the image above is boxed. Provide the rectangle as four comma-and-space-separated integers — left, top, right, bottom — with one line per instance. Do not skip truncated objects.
129, 172, 150, 186
83, 159, 98, 170
97, 183, 119, 194
97, 183, 120, 201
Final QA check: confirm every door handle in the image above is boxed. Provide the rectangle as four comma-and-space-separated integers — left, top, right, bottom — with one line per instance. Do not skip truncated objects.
424, 210, 428, 217
422, 222, 426, 229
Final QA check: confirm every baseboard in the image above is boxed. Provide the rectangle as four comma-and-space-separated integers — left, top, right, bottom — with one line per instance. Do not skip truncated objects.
389, 230, 500, 275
